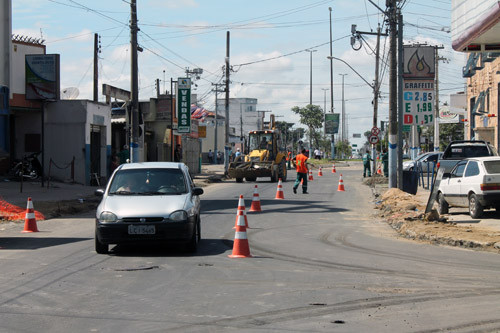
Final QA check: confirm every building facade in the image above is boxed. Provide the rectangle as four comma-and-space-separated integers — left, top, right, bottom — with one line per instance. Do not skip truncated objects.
463, 52, 500, 150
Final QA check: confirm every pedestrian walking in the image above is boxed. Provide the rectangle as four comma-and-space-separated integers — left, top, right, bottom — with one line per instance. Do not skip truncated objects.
363, 151, 372, 177
174, 144, 182, 162
292, 148, 311, 194
208, 149, 213, 163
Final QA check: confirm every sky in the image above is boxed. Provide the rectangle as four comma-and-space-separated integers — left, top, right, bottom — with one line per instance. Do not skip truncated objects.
12, 0, 465, 149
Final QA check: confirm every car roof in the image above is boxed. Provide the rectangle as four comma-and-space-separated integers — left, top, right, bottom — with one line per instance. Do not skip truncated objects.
118, 162, 186, 171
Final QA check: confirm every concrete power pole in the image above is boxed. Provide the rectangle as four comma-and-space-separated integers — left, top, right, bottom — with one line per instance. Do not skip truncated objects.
388, 0, 398, 188
329, 7, 335, 160
224, 31, 230, 172
130, 0, 140, 162
372, 24, 381, 176
93, 33, 99, 102
434, 46, 445, 152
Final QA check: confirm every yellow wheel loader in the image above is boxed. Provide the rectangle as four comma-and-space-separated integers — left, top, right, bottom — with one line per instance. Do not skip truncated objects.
227, 116, 287, 183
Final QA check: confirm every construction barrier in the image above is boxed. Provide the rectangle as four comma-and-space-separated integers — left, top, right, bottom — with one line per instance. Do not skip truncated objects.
0, 197, 45, 222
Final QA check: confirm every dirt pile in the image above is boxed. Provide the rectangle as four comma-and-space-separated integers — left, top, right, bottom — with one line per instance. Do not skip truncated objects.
373, 187, 500, 253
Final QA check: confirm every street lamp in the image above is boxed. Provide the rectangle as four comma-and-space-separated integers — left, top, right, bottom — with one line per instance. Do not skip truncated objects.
305, 49, 317, 106
339, 74, 347, 146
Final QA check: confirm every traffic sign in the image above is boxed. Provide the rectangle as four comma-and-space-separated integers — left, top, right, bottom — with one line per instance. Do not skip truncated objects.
369, 135, 379, 144
371, 127, 380, 136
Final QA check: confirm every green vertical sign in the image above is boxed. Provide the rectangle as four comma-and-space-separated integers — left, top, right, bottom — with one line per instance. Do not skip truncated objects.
177, 77, 191, 133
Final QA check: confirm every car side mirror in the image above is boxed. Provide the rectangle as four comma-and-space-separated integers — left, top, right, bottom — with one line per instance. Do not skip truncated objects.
442, 172, 451, 179
95, 189, 105, 197
193, 187, 204, 196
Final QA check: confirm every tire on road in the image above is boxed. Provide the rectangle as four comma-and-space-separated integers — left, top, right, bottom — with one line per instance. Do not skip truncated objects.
469, 193, 484, 219
95, 233, 109, 254
437, 192, 449, 215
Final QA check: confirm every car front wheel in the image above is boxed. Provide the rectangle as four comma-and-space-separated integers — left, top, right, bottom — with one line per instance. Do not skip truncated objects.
95, 232, 109, 254
437, 192, 449, 215
186, 219, 199, 253
469, 193, 484, 219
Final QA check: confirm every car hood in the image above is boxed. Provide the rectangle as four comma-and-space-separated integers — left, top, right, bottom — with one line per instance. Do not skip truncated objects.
402, 161, 414, 169
98, 194, 190, 218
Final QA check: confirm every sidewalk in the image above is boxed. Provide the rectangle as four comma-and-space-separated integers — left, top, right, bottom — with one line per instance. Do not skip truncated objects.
372, 180, 500, 252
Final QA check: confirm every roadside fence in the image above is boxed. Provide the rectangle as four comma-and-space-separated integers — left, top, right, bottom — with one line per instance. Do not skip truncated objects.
47, 157, 75, 188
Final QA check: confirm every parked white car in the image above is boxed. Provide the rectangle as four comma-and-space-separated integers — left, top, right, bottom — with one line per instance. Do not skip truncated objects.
437, 156, 500, 218
403, 152, 442, 173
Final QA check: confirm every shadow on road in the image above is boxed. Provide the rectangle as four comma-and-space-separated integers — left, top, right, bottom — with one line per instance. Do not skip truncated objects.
107, 238, 230, 257
0, 237, 91, 250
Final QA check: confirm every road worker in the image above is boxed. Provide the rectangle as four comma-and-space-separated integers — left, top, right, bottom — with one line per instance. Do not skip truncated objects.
292, 148, 311, 194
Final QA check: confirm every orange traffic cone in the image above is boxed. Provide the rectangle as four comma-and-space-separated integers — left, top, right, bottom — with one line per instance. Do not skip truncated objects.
249, 185, 262, 212
22, 197, 39, 233
377, 164, 382, 175
234, 195, 249, 228
308, 170, 314, 181
337, 174, 345, 192
275, 178, 285, 199
228, 210, 252, 258
332, 163, 336, 173
318, 167, 323, 177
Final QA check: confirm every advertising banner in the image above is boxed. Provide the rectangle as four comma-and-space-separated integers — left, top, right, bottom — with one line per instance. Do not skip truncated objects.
25, 54, 60, 100
177, 78, 191, 133
325, 113, 339, 134
402, 45, 436, 126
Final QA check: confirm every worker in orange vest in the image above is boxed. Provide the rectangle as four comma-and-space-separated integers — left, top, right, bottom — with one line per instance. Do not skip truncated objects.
286, 151, 292, 169
292, 148, 311, 194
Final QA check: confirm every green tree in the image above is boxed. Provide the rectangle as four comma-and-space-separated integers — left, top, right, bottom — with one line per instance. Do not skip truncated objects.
275, 121, 294, 148
335, 140, 351, 159
291, 105, 324, 148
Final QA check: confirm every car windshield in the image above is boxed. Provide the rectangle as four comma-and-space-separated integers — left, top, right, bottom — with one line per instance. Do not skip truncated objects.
484, 161, 500, 174
249, 133, 273, 151
447, 145, 490, 158
108, 168, 187, 195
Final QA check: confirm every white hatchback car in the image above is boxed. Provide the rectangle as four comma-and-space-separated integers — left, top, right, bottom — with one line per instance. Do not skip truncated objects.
437, 157, 500, 218
94, 162, 203, 254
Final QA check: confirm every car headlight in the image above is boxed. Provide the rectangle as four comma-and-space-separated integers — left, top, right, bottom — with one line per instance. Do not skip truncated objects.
99, 211, 118, 223
169, 210, 188, 222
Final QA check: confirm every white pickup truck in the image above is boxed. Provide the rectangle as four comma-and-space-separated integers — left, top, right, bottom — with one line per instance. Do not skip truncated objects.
437, 140, 498, 174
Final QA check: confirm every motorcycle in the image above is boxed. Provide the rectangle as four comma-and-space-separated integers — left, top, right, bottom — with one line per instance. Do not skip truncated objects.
10, 151, 43, 180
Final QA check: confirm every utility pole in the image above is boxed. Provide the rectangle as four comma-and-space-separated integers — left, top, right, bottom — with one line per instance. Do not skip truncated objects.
339, 74, 347, 147
329, 7, 335, 159
388, 0, 398, 188
224, 31, 230, 172
434, 46, 445, 152
93, 33, 99, 102
350, 23, 387, 173
373, 25, 381, 176
212, 83, 224, 164
321, 88, 329, 116
130, 0, 139, 162
306, 49, 317, 106
397, 11, 404, 189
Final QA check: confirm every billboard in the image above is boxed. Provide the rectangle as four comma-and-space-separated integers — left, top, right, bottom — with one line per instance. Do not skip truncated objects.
325, 113, 339, 134
25, 54, 60, 100
402, 46, 435, 126
177, 78, 191, 133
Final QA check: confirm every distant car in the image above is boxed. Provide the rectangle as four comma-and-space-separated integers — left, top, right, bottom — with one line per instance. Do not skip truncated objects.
402, 153, 410, 160
402, 152, 442, 173
437, 156, 500, 218
94, 162, 204, 254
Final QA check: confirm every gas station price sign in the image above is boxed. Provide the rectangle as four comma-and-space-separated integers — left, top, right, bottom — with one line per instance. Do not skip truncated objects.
403, 80, 434, 126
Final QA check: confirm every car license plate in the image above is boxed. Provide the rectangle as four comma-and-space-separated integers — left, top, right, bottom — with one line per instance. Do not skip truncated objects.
128, 225, 155, 235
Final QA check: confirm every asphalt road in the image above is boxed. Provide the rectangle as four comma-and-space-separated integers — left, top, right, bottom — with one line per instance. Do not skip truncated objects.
1, 167, 500, 332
